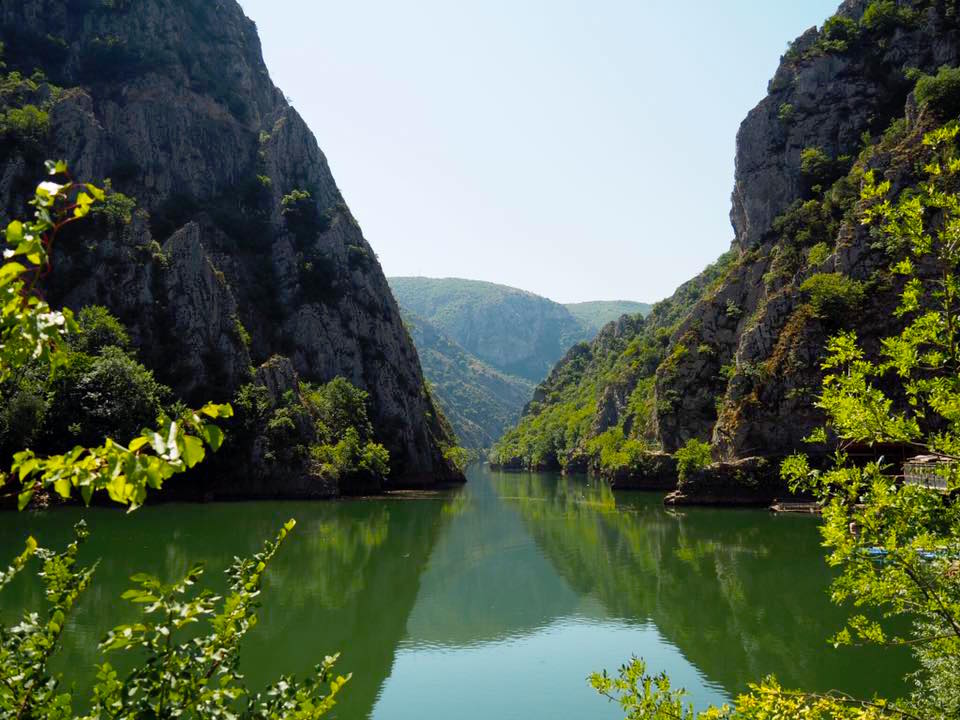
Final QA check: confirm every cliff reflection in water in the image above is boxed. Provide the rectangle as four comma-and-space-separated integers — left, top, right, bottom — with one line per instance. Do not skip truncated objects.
486, 469, 909, 698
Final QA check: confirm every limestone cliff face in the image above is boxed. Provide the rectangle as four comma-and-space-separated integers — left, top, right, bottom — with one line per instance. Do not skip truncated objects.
656, 0, 960, 459
732, 0, 960, 252
496, 0, 960, 484
0, 0, 460, 488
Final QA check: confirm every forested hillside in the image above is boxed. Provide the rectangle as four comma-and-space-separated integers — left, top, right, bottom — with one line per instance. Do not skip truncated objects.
493, 0, 960, 499
389, 276, 652, 449
0, 0, 462, 496
389, 277, 593, 383
402, 311, 534, 449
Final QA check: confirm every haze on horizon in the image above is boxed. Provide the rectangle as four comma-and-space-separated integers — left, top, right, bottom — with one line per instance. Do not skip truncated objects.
237, 0, 839, 304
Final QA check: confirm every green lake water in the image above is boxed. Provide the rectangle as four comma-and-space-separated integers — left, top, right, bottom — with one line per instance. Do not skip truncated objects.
0, 465, 910, 718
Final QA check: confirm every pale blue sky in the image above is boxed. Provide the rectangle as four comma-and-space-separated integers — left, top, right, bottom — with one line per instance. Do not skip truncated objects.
237, 1, 840, 303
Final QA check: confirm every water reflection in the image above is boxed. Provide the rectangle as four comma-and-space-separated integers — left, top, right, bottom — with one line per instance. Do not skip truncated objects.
488, 470, 910, 698
0, 466, 910, 719
0, 498, 453, 719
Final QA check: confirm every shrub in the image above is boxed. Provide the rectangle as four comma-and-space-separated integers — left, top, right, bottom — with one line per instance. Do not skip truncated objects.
443, 445, 472, 473
347, 243, 372, 270
74, 304, 131, 355
777, 102, 795, 123
0, 389, 47, 458
310, 427, 389, 482
281, 188, 312, 209
806, 241, 831, 267
800, 147, 849, 189
282, 188, 329, 244
233, 373, 391, 485
305, 376, 375, 443
764, 244, 802, 289
586, 426, 648, 474
818, 14, 859, 52
231, 314, 252, 348
0, 104, 49, 146
772, 198, 837, 248
233, 381, 272, 432
800, 146, 831, 177
915, 66, 960, 119
674, 438, 712, 482
45, 346, 168, 450
299, 247, 341, 303
861, 0, 916, 33
884, 116, 907, 139
800, 272, 865, 318
91, 182, 137, 225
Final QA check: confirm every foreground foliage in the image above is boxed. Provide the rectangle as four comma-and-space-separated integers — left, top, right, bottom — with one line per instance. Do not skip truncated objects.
0, 166, 231, 511
591, 660, 900, 720
0, 170, 349, 717
0, 520, 349, 719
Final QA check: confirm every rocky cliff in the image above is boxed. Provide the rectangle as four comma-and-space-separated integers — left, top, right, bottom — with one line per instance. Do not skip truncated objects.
697, 0, 960, 460
493, 0, 960, 499
0, 0, 461, 491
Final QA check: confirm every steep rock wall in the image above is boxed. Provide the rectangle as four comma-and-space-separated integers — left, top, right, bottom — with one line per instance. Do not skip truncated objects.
0, 0, 460, 488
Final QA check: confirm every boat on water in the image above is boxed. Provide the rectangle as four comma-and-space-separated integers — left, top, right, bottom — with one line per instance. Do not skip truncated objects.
864, 547, 951, 562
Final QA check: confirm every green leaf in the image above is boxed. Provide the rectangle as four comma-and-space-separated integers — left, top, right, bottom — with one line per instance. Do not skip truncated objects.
0, 261, 27, 285
201, 424, 224, 452
106, 474, 129, 504
17, 457, 39, 482
85, 182, 105, 201
53, 477, 72, 499
199, 402, 234, 419
182, 435, 205, 468
5, 220, 22, 244
17, 489, 33, 511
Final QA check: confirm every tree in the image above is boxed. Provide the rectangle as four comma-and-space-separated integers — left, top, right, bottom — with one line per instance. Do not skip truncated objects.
674, 438, 712, 481
592, 123, 960, 719
0, 166, 350, 717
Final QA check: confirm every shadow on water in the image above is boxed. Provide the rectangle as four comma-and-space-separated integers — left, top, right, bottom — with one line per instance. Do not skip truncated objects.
0, 464, 911, 718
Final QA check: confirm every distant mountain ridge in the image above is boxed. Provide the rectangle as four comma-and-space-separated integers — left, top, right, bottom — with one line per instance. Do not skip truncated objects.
564, 301, 653, 334
389, 277, 585, 383
389, 277, 650, 447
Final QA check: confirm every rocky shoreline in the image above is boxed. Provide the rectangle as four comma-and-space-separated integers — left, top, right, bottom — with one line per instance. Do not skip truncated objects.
490, 452, 810, 507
